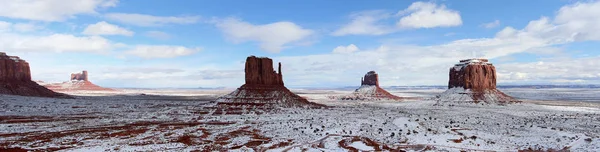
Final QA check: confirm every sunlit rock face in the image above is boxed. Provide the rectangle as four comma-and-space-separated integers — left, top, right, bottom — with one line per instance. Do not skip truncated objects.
216, 56, 324, 114
448, 59, 496, 90
437, 59, 519, 105
0, 52, 70, 98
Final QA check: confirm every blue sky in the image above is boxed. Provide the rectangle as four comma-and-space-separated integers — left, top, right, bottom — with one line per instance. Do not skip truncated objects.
1, 0, 600, 88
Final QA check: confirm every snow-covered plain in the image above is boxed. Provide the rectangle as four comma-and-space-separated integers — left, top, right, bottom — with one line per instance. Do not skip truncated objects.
1, 88, 599, 151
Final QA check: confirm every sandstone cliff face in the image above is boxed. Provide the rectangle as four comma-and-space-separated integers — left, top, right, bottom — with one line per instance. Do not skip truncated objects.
244, 56, 284, 86
438, 59, 518, 105
449, 65, 496, 90
216, 56, 323, 114
361, 71, 379, 86
0, 52, 70, 98
0, 52, 31, 81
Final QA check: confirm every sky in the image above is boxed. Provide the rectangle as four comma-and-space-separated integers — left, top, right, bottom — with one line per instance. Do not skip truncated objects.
1, 0, 600, 88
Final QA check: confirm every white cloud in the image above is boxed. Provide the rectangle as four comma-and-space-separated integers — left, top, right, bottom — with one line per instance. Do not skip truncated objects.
274, 0, 600, 86
144, 31, 171, 40
105, 13, 200, 27
396, 1, 462, 29
481, 20, 500, 29
124, 45, 199, 59
0, 21, 43, 32
0, 0, 118, 21
0, 33, 115, 53
0, 21, 12, 32
333, 1, 461, 36
497, 57, 600, 84
331, 10, 395, 36
332, 44, 360, 54
213, 17, 314, 53
82, 21, 134, 36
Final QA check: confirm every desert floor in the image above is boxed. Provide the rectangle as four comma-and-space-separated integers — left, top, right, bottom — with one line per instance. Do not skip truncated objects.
1, 88, 599, 151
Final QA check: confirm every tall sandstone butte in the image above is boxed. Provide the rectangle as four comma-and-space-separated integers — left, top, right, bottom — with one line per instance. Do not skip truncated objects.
70, 70, 88, 81
216, 56, 323, 114
448, 59, 496, 90
339, 71, 404, 101
44, 70, 114, 91
361, 71, 379, 86
244, 57, 284, 86
436, 59, 519, 105
0, 52, 70, 98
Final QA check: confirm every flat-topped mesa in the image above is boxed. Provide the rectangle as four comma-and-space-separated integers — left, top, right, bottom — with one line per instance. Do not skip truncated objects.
216, 56, 324, 115
244, 56, 284, 86
449, 58, 496, 90
0, 52, 70, 98
436, 58, 519, 105
361, 71, 379, 87
70, 70, 88, 81
0, 52, 32, 82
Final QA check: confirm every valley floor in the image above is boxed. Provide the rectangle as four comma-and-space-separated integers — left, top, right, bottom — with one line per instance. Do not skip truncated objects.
1, 89, 599, 151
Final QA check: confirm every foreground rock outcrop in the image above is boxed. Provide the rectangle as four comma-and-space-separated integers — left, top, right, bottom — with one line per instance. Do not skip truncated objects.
337, 71, 404, 101
436, 59, 519, 105
44, 71, 114, 92
216, 56, 324, 114
0, 52, 70, 98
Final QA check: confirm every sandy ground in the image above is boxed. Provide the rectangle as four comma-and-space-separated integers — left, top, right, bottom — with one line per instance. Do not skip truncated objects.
1, 88, 599, 151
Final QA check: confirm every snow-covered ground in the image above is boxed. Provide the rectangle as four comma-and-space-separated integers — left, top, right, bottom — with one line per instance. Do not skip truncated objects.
1, 88, 599, 151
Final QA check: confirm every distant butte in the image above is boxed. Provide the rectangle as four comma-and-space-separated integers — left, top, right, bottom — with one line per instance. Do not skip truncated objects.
215, 56, 324, 114
0, 52, 70, 98
436, 59, 520, 105
43, 70, 115, 92
337, 71, 404, 101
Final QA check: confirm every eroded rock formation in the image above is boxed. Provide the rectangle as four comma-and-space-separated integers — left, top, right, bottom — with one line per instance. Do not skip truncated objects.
337, 71, 404, 101
0, 52, 70, 98
44, 70, 114, 91
361, 71, 379, 86
216, 56, 324, 114
436, 59, 519, 105
70, 71, 88, 81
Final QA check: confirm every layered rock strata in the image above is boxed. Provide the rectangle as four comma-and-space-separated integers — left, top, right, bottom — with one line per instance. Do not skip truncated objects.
216, 56, 324, 114
436, 59, 519, 105
0, 52, 70, 98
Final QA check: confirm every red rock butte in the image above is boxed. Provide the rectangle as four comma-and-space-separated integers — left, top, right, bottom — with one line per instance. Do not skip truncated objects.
448, 59, 496, 90
339, 71, 404, 101
216, 56, 324, 114
0, 52, 70, 98
71, 70, 88, 81
44, 71, 114, 91
437, 59, 519, 105
361, 71, 379, 86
